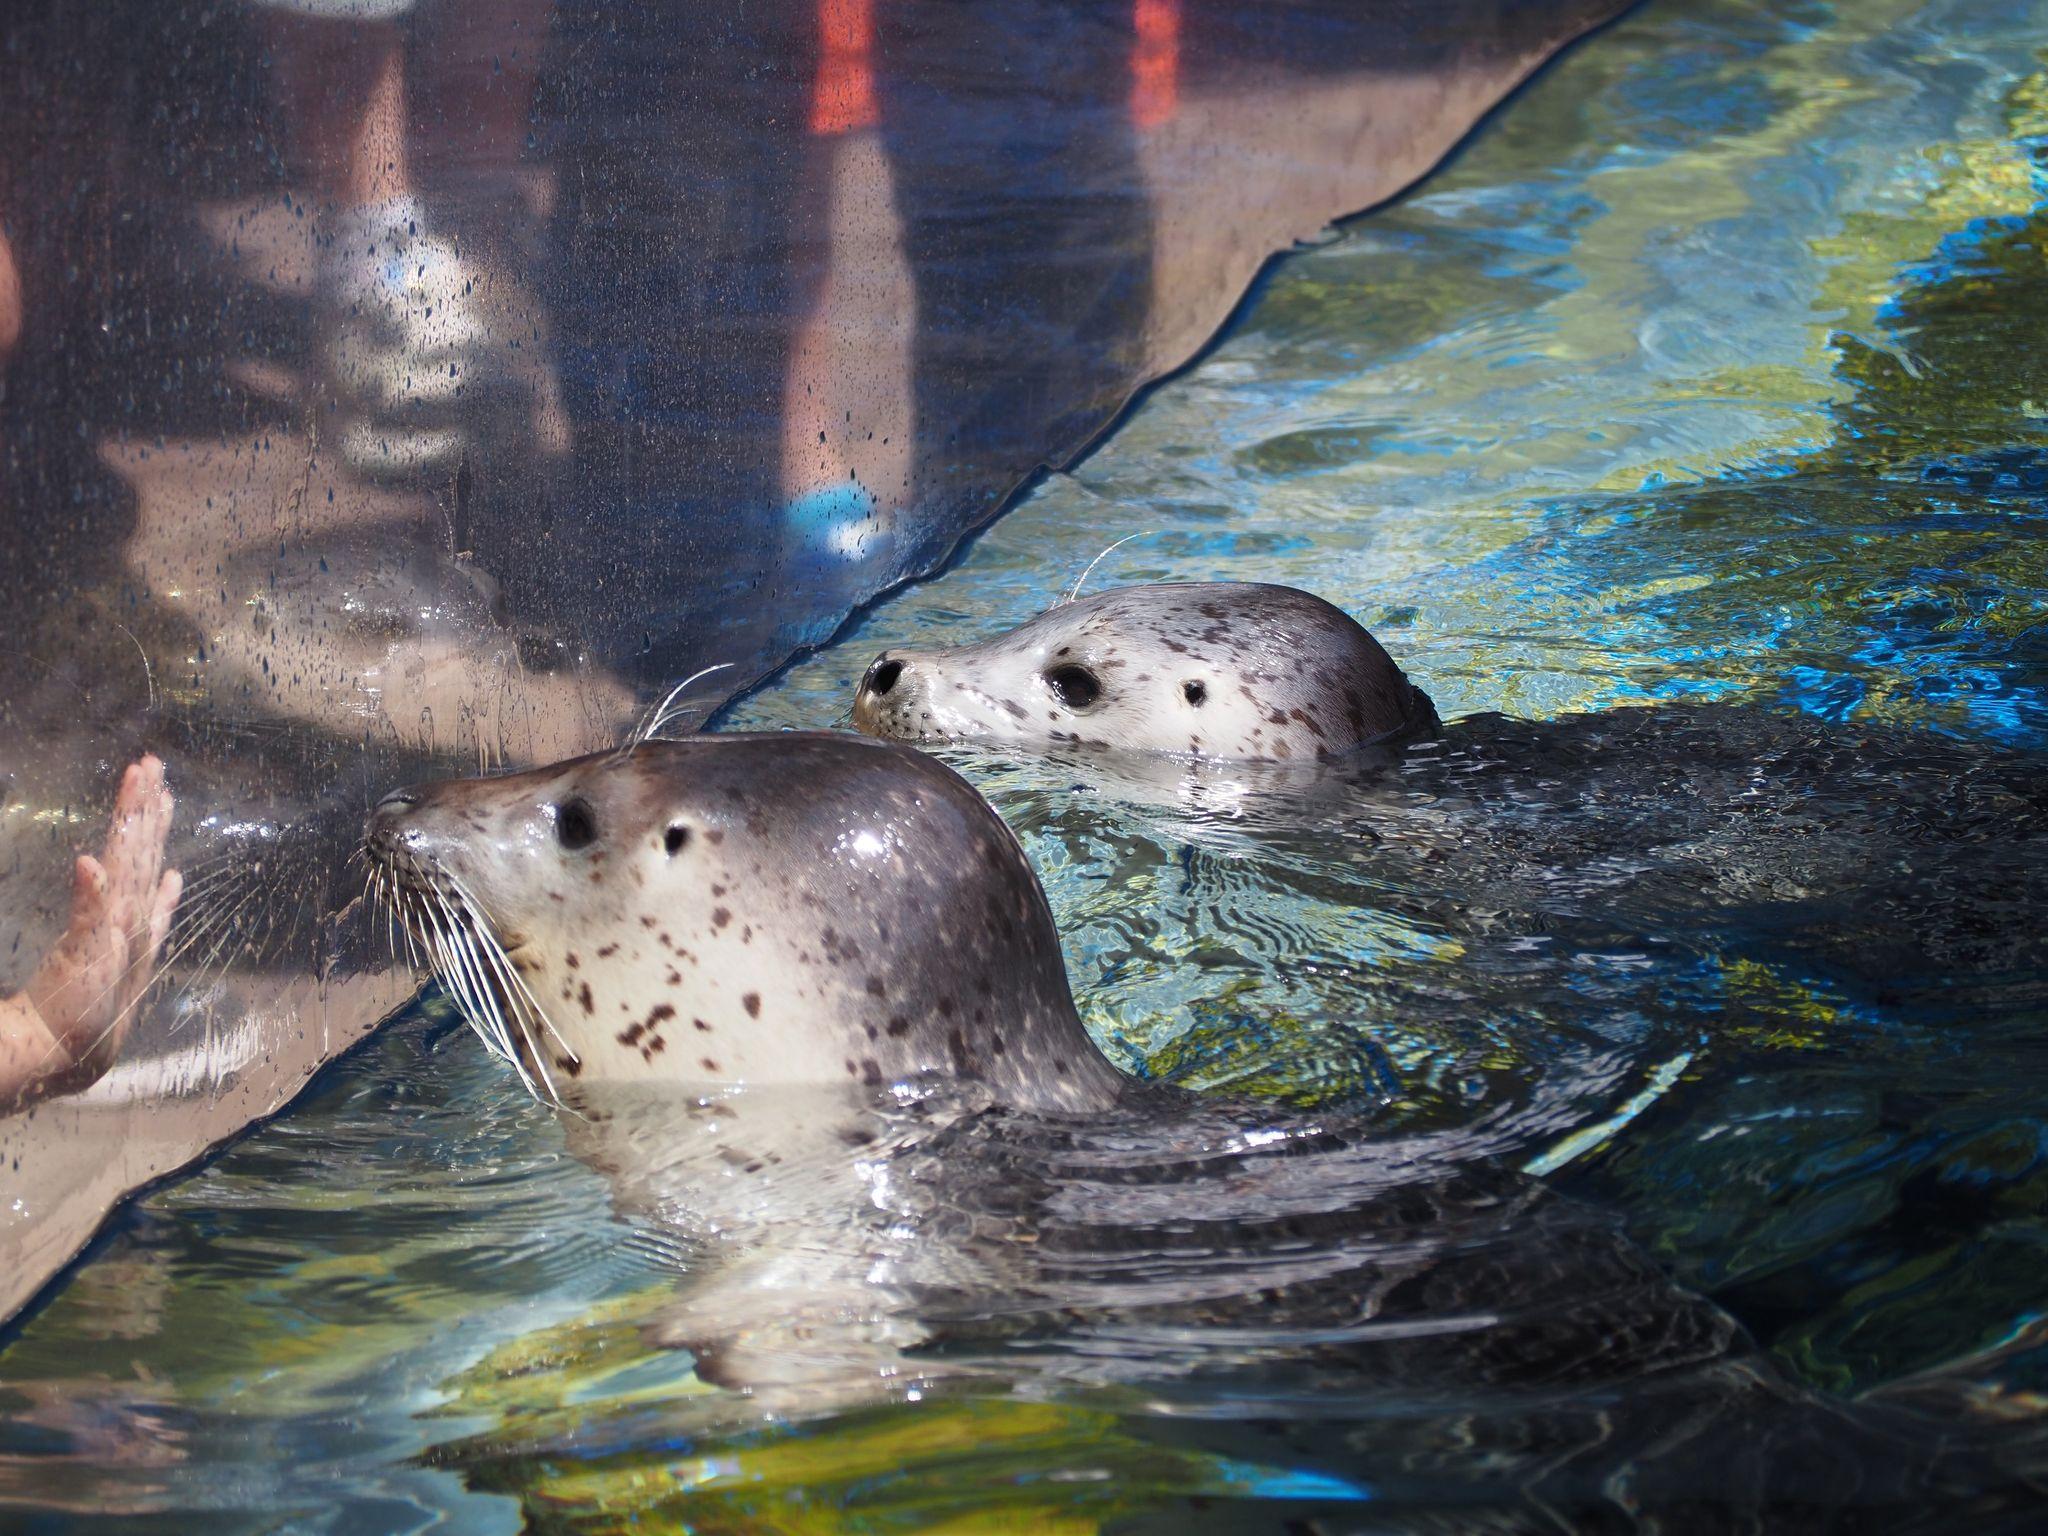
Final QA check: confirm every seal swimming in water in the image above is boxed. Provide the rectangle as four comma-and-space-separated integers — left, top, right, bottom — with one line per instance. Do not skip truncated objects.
359, 723, 1757, 1411
362, 726, 2045, 1519
363, 731, 1127, 1112
850, 582, 1437, 759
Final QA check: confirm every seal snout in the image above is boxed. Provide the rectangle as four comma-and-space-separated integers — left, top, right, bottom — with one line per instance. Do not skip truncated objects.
853, 652, 917, 738
367, 785, 423, 837
364, 780, 477, 912
364, 783, 437, 870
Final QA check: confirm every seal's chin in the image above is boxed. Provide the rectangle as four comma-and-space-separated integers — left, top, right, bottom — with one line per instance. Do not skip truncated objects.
850, 687, 984, 748
848, 690, 901, 740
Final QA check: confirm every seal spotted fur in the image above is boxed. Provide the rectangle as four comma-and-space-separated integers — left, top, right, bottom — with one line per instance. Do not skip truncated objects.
850, 581, 1436, 759
364, 731, 1126, 1112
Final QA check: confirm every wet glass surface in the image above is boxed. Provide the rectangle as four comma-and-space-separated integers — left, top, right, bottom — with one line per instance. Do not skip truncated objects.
0, 0, 1603, 1317
8, 0, 2048, 1528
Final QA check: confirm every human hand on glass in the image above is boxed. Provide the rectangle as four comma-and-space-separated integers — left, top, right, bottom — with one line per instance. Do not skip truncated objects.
1, 756, 183, 1109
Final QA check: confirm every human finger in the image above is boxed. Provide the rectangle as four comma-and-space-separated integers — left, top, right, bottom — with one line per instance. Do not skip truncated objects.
146, 869, 182, 968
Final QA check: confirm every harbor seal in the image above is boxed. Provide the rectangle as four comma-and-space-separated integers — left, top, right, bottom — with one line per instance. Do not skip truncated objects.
850, 582, 1436, 759
355, 723, 2047, 1513
363, 731, 1128, 1113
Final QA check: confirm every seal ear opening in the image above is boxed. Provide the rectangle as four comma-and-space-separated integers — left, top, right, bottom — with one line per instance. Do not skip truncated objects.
1182, 680, 1207, 706
664, 824, 691, 856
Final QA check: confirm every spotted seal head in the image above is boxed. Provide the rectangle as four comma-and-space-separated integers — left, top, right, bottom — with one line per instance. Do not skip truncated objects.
851, 582, 1437, 760
363, 732, 1127, 1113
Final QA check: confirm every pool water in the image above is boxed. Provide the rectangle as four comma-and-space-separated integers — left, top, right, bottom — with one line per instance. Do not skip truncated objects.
7, 0, 2048, 1527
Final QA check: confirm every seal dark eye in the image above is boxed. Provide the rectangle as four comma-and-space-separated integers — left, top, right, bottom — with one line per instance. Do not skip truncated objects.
1044, 664, 1102, 710
665, 824, 690, 855
554, 798, 598, 851
1182, 680, 1207, 706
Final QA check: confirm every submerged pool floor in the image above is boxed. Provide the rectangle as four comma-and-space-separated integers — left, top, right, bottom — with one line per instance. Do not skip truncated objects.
7, 0, 2048, 1528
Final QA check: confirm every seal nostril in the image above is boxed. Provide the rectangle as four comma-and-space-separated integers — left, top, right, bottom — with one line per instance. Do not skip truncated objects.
865, 658, 903, 698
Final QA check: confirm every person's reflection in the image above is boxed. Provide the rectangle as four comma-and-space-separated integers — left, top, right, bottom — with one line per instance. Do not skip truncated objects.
255, 0, 568, 481
0, 216, 18, 363
784, 0, 1162, 567
0, 0, 621, 1143
95, 0, 631, 774
0, 758, 182, 1112
534, 0, 820, 673
779, 0, 915, 570
868, 0, 1153, 559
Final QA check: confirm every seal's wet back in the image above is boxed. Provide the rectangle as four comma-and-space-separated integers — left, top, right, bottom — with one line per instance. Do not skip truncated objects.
364, 732, 1126, 1113
851, 582, 1437, 759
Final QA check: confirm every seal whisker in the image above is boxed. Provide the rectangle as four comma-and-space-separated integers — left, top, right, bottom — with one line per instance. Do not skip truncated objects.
398, 888, 425, 973
1062, 529, 1155, 607
478, 921, 572, 1061
387, 874, 411, 971
112, 622, 157, 715
443, 870, 580, 1091
153, 876, 270, 1013
429, 891, 513, 1063
404, 883, 443, 983
172, 836, 283, 876
425, 899, 535, 1095
389, 891, 427, 981
153, 869, 251, 920
368, 864, 401, 968
409, 885, 499, 1052
428, 882, 558, 1107
166, 861, 260, 909
154, 900, 245, 1002
167, 892, 260, 993
150, 891, 242, 965
362, 806, 573, 1111
622, 662, 736, 754
156, 861, 238, 900
372, 866, 399, 965
475, 918, 572, 1113
188, 858, 299, 951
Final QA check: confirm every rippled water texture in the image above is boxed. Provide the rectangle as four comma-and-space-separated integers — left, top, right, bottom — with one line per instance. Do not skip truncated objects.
8, 0, 2048, 1528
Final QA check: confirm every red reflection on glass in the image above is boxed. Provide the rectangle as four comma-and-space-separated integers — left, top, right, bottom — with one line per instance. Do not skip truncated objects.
1132, 0, 1181, 130
812, 0, 880, 136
